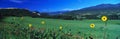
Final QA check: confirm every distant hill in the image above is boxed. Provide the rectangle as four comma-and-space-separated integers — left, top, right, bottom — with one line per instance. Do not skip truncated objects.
0, 8, 51, 19
64, 3, 120, 15
0, 8, 32, 17
47, 11, 69, 15
56, 3, 120, 20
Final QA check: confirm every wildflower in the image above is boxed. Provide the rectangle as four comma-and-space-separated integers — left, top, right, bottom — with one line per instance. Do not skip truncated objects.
41, 21, 45, 24
29, 24, 32, 28
90, 23, 95, 28
59, 25, 63, 30
101, 16, 107, 22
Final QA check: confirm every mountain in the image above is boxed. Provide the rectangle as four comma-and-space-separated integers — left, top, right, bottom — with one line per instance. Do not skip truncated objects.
57, 3, 120, 20
64, 3, 120, 16
48, 11, 70, 15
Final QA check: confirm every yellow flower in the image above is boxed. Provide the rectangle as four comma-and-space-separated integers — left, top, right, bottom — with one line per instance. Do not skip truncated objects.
29, 24, 32, 28
41, 21, 45, 24
90, 23, 95, 28
59, 26, 63, 30
101, 16, 107, 22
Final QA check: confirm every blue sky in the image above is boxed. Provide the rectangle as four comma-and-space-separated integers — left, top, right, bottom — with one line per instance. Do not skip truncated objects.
0, 0, 120, 12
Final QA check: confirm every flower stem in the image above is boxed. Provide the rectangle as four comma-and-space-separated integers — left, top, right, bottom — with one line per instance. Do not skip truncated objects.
103, 21, 107, 39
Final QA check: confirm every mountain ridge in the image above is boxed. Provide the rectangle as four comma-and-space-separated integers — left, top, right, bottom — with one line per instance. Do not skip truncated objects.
63, 3, 120, 16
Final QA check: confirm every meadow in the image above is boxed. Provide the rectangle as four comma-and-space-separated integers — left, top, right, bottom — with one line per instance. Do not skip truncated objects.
0, 16, 120, 39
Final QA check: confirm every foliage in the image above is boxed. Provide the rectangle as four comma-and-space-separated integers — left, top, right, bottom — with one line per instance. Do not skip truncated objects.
0, 17, 120, 39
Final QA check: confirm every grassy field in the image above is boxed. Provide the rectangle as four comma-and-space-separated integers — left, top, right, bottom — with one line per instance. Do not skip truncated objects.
0, 16, 120, 39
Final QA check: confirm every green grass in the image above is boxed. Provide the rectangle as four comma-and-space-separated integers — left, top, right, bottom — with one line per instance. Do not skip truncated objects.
1, 16, 120, 39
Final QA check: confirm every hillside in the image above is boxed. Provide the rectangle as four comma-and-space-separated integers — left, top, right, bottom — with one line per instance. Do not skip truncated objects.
65, 3, 120, 15
0, 8, 32, 17
62, 3, 120, 20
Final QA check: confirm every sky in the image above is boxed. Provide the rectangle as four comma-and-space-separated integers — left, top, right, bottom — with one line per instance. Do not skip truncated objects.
0, 0, 120, 12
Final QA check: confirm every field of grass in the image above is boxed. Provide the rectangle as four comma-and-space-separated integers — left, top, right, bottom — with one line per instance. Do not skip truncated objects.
0, 16, 120, 39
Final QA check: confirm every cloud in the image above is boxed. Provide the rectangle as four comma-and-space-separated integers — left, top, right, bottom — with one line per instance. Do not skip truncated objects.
9, 0, 24, 3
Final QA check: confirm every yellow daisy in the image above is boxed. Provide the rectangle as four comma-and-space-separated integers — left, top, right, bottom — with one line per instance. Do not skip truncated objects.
41, 21, 45, 24
101, 16, 107, 22
59, 26, 63, 30
90, 23, 95, 28
29, 24, 32, 28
